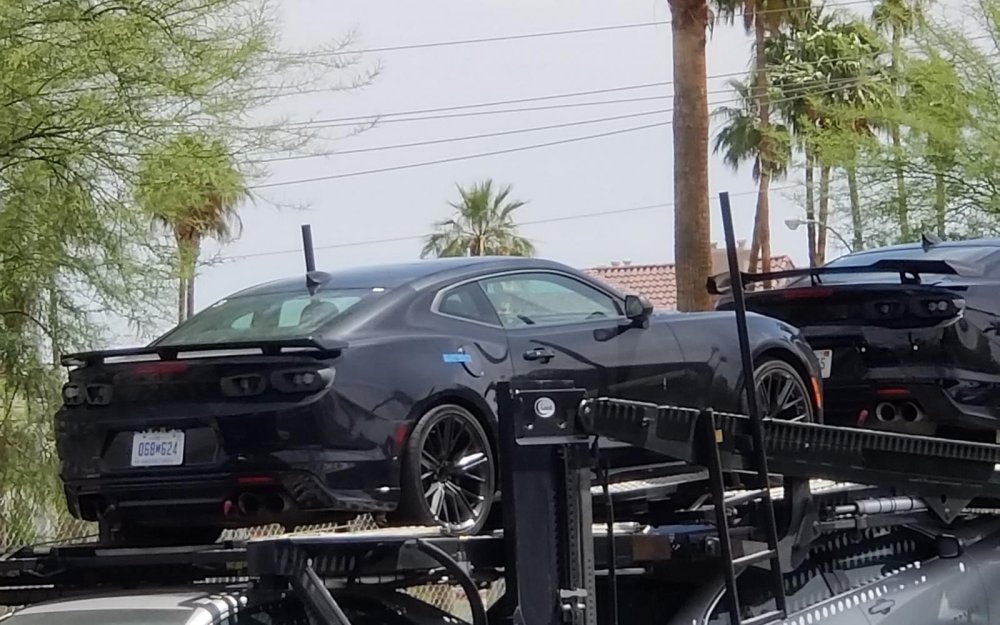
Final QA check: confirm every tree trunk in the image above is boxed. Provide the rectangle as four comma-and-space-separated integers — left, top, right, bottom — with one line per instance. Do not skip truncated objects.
177, 276, 187, 324
186, 271, 196, 319
48, 278, 59, 369
804, 149, 817, 266
185, 239, 200, 319
753, 17, 772, 277
934, 166, 946, 236
668, 0, 712, 311
890, 27, 910, 241
847, 163, 862, 251
817, 164, 831, 264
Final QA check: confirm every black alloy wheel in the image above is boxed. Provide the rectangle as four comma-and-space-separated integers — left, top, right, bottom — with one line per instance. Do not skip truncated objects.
398, 404, 496, 535
753, 358, 816, 423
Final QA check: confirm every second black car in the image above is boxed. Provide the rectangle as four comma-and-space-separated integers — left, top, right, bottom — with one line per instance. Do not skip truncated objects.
56, 256, 822, 542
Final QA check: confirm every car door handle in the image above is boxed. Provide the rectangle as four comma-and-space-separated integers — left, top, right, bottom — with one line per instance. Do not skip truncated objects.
523, 347, 556, 363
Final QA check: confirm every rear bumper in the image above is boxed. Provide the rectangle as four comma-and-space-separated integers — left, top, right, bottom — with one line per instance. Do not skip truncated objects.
822, 374, 1000, 435
63, 461, 400, 528
802, 321, 1000, 434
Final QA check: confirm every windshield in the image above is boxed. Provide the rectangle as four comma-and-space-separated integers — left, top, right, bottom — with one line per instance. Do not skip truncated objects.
1, 609, 192, 624
155, 288, 386, 346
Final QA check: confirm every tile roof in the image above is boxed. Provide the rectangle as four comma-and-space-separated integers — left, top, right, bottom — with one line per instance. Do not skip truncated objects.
585, 255, 795, 310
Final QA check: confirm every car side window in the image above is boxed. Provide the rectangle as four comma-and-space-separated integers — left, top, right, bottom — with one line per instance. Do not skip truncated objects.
478, 272, 622, 328
438, 282, 501, 325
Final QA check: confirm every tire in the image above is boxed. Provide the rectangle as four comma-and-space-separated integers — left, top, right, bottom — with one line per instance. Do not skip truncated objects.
103, 519, 222, 547
396, 404, 496, 535
742, 357, 817, 423
733, 356, 816, 491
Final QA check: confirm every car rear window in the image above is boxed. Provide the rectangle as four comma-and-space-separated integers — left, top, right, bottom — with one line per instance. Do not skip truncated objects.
154, 288, 386, 346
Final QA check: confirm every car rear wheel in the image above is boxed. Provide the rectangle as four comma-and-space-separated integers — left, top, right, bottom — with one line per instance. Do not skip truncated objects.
397, 404, 496, 535
752, 358, 816, 423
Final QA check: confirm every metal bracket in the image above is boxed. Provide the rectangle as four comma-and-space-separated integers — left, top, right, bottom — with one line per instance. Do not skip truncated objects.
559, 588, 588, 622
924, 494, 973, 525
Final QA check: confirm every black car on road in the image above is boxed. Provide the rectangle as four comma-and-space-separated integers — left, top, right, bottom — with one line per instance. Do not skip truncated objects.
56, 256, 822, 543
713, 236, 1000, 441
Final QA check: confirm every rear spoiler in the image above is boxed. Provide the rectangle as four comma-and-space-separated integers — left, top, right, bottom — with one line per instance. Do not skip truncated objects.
706, 258, 972, 295
60, 337, 347, 368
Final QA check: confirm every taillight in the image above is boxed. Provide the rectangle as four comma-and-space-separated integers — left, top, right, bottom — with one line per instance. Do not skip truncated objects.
62, 383, 85, 406
914, 296, 964, 319
220, 373, 267, 397
270, 367, 334, 394
131, 362, 189, 375
61, 383, 113, 406
778, 287, 835, 299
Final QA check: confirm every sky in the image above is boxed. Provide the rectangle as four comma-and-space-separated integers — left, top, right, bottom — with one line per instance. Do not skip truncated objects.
156, 0, 876, 341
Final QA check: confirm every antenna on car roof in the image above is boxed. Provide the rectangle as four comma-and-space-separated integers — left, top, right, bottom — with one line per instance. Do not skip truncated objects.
922, 232, 942, 252
301, 224, 327, 295
301, 224, 316, 272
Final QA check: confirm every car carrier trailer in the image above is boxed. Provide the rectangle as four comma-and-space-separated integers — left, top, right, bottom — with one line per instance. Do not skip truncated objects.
2, 193, 1000, 625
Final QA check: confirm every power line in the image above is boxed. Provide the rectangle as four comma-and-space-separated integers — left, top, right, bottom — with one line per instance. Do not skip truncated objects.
284, 0, 876, 59
256, 76, 865, 164
248, 80, 864, 188
268, 46, 944, 132
284, 80, 674, 125
223, 186, 795, 261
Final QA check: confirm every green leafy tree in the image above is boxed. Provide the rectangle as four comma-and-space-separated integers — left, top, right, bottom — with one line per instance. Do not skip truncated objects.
768, 8, 889, 260
899, 54, 970, 236
871, 0, 928, 240
422, 180, 535, 258
0, 0, 372, 548
137, 133, 249, 323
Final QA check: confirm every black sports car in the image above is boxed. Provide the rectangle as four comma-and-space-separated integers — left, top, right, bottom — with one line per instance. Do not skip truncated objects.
712, 236, 1000, 441
56, 256, 822, 543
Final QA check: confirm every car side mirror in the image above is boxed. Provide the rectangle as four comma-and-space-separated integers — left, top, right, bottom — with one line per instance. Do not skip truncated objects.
625, 294, 653, 320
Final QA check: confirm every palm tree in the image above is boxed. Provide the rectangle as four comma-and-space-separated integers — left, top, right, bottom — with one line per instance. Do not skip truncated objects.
136, 133, 249, 322
668, 0, 713, 312
421, 180, 534, 258
872, 0, 927, 241
715, 0, 810, 274
712, 78, 793, 273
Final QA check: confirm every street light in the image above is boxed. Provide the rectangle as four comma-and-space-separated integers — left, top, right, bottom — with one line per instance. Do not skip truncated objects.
784, 217, 854, 253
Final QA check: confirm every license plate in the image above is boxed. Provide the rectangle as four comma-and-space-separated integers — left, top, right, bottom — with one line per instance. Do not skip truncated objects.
814, 349, 833, 379
131, 430, 185, 467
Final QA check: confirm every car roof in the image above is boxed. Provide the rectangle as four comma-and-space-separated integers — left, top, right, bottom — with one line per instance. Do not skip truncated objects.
13, 588, 240, 614
833, 237, 1000, 260
228, 256, 595, 297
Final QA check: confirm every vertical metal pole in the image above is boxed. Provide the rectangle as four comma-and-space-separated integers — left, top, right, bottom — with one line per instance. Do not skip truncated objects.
301, 224, 316, 273
718, 192, 759, 427
719, 191, 788, 619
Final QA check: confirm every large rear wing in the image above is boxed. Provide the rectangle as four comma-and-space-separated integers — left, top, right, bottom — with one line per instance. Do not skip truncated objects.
706, 258, 971, 295
60, 336, 347, 368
